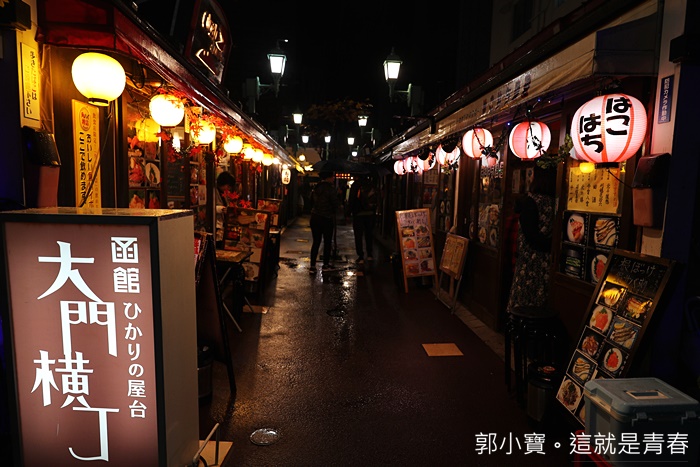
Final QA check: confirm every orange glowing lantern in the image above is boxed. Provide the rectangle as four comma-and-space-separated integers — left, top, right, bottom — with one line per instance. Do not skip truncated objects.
462, 128, 493, 159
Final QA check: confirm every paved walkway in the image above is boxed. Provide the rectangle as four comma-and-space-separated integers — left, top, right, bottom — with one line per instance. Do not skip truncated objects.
199, 215, 574, 466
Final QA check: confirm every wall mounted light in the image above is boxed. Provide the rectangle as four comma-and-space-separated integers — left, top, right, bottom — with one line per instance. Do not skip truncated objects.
244, 40, 288, 113
149, 93, 185, 127
383, 48, 423, 116
71, 52, 126, 106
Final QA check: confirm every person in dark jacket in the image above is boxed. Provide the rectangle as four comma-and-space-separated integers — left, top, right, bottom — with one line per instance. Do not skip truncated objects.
309, 171, 339, 273
346, 175, 377, 264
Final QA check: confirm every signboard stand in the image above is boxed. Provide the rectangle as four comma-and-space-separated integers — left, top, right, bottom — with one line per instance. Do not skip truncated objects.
555, 248, 674, 425
395, 208, 438, 293
436, 234, 469, 313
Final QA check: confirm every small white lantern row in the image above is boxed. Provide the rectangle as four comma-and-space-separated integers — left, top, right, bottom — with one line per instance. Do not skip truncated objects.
570, 93, 647, 164
509, 121, 551, 160
462, 128, 493, 159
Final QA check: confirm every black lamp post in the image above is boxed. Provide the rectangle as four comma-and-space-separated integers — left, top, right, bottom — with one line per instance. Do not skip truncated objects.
383, 47, 423, 117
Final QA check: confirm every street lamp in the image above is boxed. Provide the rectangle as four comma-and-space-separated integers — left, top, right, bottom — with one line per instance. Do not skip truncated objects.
324, 134, 331, 160
383, 47, 423, 117
244, 40, 288, 113
358, 115, 368, 127
347, 136, 355, 146
292, 110, 303, 125
301, 135, 309, 144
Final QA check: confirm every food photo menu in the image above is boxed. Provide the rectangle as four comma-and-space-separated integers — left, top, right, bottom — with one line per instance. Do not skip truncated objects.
561, 211, 621, 283
556, 250, 673, 425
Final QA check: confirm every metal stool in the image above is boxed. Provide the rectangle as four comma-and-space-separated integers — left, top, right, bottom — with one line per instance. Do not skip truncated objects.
504, 306, 561, 405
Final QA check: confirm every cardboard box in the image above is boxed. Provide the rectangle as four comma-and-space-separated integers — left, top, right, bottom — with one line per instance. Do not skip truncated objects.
584, 378, 700, 466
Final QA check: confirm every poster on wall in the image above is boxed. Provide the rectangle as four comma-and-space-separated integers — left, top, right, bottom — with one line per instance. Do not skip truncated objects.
555, 249, 674, 426
562, 211, 621, 284
395, 208, 438, 293
223, 208, 270, 287
567, 167, 621, 214
72, 100, 101, 208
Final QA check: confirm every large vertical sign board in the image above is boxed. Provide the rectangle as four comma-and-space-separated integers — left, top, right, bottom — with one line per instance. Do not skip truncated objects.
395, 208, 438, 293
0, 208, 198, 466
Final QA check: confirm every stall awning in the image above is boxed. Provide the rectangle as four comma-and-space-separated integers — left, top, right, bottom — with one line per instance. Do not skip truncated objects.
36, 0, 293, 163
386, 0, 659, 159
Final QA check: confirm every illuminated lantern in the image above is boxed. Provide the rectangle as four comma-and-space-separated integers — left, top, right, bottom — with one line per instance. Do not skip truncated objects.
462, 128, 493, 159
402, 157, 414, 173
422, 152, 436, 171
394, 160, 405, 175
262, 153, 275, 166
509, 121, 551, 160
149, 94, 185, 127
436, 145, 449, 165
242, 144, 255, 159
71, 52, 126, 106
192, 120, 216, 145
447, 146, 461, 165
252, 148, 264, 163
224, 135, 244, 154
571, 94, 647, 164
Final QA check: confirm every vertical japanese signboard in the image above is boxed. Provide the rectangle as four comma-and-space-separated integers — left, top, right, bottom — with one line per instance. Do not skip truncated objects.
396, 208, 438, 293
72, 100, 101, 208
20, 43, 40, 121
1, 209, 198, 466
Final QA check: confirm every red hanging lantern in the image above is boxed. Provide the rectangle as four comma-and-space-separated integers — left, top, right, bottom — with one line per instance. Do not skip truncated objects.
462, 128, 493, 159
509, 121, 551, 160
570, 93, 647, 164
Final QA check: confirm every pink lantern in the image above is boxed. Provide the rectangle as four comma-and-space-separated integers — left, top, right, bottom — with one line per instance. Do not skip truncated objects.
462, 128, 493, 159
570, 93, 647, 164
509, 121, 551, 160
436, 145, 448, 166
393, 160, 405, 175
422, 152, 436, 171
447, 147, 461, 164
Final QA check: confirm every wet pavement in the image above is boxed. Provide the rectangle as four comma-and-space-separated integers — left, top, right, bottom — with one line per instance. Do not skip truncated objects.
199, 214, 575, 466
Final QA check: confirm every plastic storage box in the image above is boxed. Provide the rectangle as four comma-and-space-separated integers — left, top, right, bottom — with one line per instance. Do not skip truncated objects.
584, 377, 700, 466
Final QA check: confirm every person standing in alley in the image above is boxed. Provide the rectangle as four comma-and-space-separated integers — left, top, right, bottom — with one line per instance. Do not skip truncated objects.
215, 171, 236, 248
347, 175, 377, 264
506, 165, 556, 314
309, 171, 339, 273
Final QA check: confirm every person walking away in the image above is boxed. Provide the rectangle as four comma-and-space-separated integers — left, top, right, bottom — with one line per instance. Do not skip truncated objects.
506, 166, 556, 314
347, 175, 377, 264
215, 171, 236, 248
309, 171, 339, 274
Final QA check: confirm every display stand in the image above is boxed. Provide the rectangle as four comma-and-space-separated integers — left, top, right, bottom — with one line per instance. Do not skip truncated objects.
195, 232, 236, 395
436, 233, 469, 313
555, 249, 674, 426
395, 208, 438, 293
222, 207, 270, 294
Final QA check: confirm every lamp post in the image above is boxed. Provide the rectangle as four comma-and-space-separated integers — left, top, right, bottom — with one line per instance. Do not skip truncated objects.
383, 48, 423, 117
244, 40, 288, 114
324, 134, 331, 160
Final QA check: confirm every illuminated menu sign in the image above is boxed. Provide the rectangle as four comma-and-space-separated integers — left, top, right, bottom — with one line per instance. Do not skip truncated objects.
4, 221, 158, 465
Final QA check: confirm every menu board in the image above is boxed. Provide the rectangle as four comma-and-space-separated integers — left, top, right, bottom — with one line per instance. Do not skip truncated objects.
257, 198, 282, 227
222, 208, 270, 287
561, 211, 621, 284
439, 234, 469, 280
396, 208, 438, 293
556, 249, 674, 425
567, 166, 621, 214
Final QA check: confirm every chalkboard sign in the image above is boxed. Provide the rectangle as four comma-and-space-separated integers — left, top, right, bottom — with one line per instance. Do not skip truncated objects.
395, 208, 438, 293
555, 249, 674, 425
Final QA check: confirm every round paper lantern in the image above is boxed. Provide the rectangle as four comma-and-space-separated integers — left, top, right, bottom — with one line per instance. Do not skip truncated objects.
509, 121, 551, 160
71, 52, 126, 106
262, 153, 275, 166
462, 128, 493, 159
242, 144, 255, 159
436, 145, 448, 166
422, 152, 436, 171
571, 94, 647, 164
149, 94, 185, 127
192, 121, 216, 145
394, 160, 405, 175
252, 148, 264, 163
223, 135, 243, 154
447, 147, 461, 164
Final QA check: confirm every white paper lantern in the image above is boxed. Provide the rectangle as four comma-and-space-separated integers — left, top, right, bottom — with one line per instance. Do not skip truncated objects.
223, 135, 243, 154
192, 121, 216, 145
571, 94, 647, 164
149, 94, 185, 127
71, 52, 126, 106
394, 160, 405, 175
436, 145, 448, 166
509, 121, 551, 160
447, 147, 461, 164
462, 128, 493, 159
422, 152, 436, 171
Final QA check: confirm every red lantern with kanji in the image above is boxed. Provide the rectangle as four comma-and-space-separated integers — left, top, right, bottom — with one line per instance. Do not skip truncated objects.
571, 93, 647, 164
509, 121, 551, 160
462, 128, 493, 159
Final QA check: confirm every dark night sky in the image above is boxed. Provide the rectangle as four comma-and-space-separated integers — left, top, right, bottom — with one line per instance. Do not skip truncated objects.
138, 0, 463, 146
